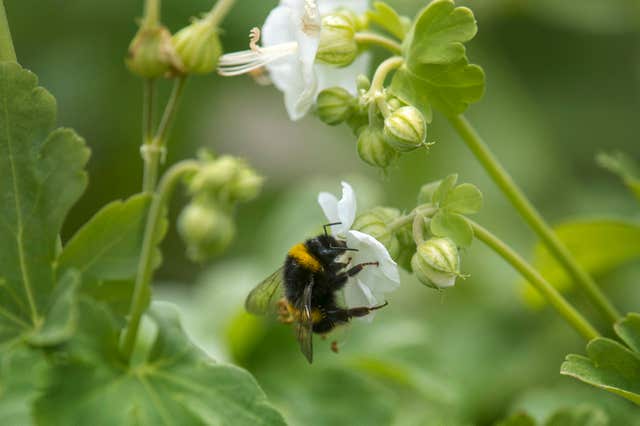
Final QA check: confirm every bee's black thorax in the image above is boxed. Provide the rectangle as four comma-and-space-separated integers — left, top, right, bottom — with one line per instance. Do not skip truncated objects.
284, 235, 350, 333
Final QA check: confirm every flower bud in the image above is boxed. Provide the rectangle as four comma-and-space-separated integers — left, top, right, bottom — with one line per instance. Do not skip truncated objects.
357, 127, 398, 169
189, 156, 263, 205
356, 74, 371, 92
383, 106, 427, 152
178, 202, 235, 261
126, 25, 183, 78
172, 15, 222, 74
353, 207, 401, 258
316, 14, 359, 67
411, 237, 461, 289
316, 87, 354, 125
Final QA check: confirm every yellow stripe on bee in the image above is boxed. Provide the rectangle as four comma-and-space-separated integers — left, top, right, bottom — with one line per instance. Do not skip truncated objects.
287, 304, 324, 324
288, 243, 323, 272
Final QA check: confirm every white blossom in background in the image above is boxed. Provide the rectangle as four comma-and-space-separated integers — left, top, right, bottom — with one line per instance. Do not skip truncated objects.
218, 0, 370, 120
318, 182, 399, 315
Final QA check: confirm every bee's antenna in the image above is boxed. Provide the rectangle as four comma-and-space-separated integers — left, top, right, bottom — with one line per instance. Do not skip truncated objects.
323, 222, 342, 237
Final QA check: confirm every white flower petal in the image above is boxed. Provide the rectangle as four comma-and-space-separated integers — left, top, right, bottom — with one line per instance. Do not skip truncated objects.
318, 191, 340, 225
336, 181, 357, 232
315, 53, 370, 96
319, 0, 369, 15
347, 230, 399, 283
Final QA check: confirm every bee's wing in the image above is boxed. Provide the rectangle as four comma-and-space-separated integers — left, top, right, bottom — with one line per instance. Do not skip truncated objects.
295, 277, 314, 364
245, 266, 285, 315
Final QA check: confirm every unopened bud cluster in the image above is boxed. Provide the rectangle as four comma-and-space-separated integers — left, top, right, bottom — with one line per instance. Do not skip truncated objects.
316, 85, 430, 170
127, 7, 223, 78
178, 154, 263, 261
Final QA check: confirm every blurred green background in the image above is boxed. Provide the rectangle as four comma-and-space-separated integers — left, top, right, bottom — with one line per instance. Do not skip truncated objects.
7, 0, 640, 424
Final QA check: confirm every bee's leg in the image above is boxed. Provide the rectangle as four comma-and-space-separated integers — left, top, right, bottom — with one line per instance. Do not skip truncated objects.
328, 261, 379, 291
326, 301, 389, 321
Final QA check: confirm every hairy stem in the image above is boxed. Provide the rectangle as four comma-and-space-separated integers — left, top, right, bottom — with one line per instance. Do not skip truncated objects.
142, 77, 186, 192
368, 56, 404, 118
355, 32, 402, 55
143, 0, 160, 27
206, 0, 237, 27
448, 114, 620, 324
469, 220, 600, 341
0, 0, 16, 62
122, 160, 200, 361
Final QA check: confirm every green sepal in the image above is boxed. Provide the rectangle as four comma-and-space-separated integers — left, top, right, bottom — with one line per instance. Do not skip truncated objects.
561, 313, 640, 406
0, 62, 89, 346
366, 2, 407, 40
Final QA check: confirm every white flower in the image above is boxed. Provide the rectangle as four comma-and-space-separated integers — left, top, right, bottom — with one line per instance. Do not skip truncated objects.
317, 182, 400, 314
218, 0, 369, 121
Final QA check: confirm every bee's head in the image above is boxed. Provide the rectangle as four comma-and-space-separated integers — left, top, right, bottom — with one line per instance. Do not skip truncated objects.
307, 234, 351, 264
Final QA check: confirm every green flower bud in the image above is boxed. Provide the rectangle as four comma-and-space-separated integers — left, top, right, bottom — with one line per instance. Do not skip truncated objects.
356, 74, 371, 92
316, 14, 359, 67
357, 127, 398, 169
316, 87, 354, 125
126, 25, 183, 78
353, 207, 401, 258
172, 15, 222, 74
383, 106, 427, 152
189, 155, 263, 205
411, 237, 461, 289
178, 202, 235, 261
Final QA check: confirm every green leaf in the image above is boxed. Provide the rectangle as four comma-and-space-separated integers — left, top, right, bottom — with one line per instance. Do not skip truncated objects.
366, 2, 407, 40
58, 194, 154, 282
405, 0, 477, 65
597, 151, 640, 202
443, 183, 483, 214
561, 313, 640, 406
432, 173, 458, 205
389, 0, 484, 117
431, 210, 473, 247
0, 62, 89, 345
496, 412, 537, 426
390, 60, 485, 118
522, 220, 640, 307
35, 299, 286, 425
0, 347, 46, 424
545, 405, 609, 426
26, 269, 80, 346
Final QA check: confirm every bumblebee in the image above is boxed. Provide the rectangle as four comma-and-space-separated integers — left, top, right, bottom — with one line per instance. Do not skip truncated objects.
245, 223, 388, 363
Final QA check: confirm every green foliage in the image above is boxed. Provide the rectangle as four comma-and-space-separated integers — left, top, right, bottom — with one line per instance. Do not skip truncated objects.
0, 348, 46, 424
429, 174, 483, 247
390, 0, 485, 118
597, 151, 640, 202
497, 405, 609, 426
561, 313, 640, 406
0, 62, 89, 346
522, 220, 640, 307
35, 300, 286, 425
366, 2, 407, 40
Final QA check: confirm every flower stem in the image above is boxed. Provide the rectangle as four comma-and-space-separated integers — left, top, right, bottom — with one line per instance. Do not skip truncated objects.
122, 160, 200, 361
143, 0, 160, 27
448, 114, 621, 324
355, 32, 402, 55
142, 76, 187, 192
412, 214, 425, 245
143, 79, 155, 145
207, 0, 237, 27
368, 56, 404, 118
0, 0, 17, 62
468, 219, 600, 341
388, 205, 437, 231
